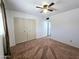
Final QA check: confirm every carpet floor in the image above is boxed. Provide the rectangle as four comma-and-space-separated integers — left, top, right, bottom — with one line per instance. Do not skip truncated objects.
10, 37, 79, 59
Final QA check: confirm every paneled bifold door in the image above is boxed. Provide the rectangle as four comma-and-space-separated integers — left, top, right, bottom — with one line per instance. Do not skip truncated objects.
14, 17, 36, 44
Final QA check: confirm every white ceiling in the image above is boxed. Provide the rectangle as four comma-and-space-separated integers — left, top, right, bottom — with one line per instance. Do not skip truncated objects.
4, 0, 79, 18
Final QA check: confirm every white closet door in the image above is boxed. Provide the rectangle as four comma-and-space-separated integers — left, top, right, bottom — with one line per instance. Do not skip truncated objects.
14, 18, 36, 44
14, 18, 28, 44
27, 20, 36, 40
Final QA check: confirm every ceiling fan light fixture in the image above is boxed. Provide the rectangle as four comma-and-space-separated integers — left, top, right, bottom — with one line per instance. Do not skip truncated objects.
43, 9, 48, 13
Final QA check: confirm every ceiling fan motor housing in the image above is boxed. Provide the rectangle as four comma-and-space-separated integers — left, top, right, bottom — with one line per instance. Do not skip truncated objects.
43, 5, 48, 8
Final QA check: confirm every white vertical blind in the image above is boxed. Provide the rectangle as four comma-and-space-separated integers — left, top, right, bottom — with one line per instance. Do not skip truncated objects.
0, 6, 4, 59
0, 8, 4, 35
44, 21, 47, 36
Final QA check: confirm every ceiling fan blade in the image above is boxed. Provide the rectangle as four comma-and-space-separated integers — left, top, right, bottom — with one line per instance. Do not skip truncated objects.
36, 6, 42, 9
40, 10, 43, 13
48, 2, 55, 7
51, 7, 57, 11
48, 9, 53, 11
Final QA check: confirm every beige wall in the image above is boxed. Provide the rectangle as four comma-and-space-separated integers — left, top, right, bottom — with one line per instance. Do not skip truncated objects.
51, 8, 79, 48
6, 10, 47, 47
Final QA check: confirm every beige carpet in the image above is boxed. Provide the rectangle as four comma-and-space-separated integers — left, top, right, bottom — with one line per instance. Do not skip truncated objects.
10, 37, 79, 59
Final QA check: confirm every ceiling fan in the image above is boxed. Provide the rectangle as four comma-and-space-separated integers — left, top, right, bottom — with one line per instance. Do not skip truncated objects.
36, 2, 56, 13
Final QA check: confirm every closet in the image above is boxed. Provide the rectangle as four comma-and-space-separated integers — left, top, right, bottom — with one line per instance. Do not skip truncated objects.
14, 17, 36, 44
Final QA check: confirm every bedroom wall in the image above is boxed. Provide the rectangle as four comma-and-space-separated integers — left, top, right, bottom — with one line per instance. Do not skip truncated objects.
50, 8, 79, 48
6, 9, 47, 47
